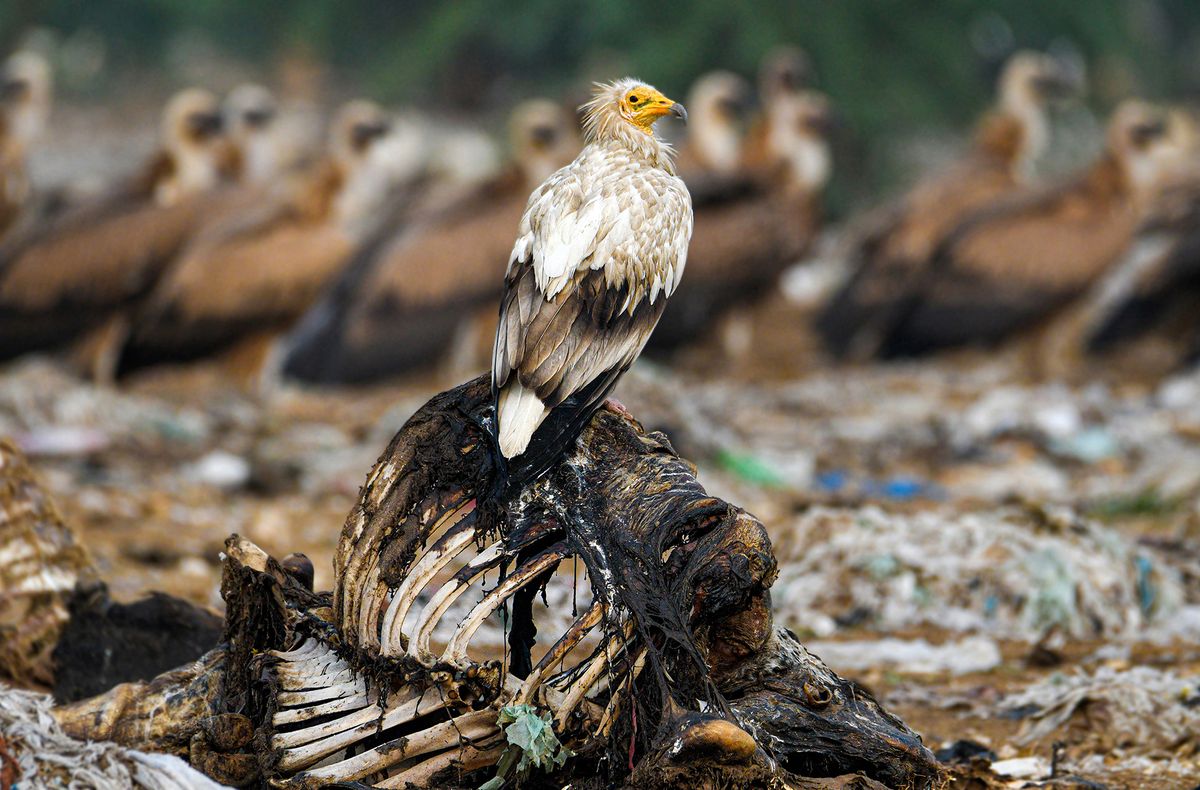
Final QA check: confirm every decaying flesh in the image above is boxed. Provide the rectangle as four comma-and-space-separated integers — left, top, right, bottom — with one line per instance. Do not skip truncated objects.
45, 376, 941, 788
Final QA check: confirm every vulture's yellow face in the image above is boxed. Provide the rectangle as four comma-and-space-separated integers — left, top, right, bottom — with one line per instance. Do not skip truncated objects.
619, 84, 687, 131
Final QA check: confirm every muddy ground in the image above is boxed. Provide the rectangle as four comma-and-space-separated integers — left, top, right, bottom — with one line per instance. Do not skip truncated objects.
2, 311, 1199, 788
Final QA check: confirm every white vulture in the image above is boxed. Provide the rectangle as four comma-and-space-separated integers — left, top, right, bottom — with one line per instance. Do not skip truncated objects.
491, 78, 692, 484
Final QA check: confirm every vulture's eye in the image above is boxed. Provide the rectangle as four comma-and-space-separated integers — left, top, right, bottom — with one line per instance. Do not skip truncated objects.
628, 94, 640, 104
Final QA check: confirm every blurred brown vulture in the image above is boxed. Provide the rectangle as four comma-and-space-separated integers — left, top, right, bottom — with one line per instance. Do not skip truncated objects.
646, 80, 833, 354
759, 45, 814, 103
280, 99, 580, 383
673, 72, 749, 184
223, 83, 283, 186
112, 100, 393, 377
1081, 146, 1200, 371
871, 101, 1185, 359
816, 50, 1080, 359
0, 87, 234, 362
0, 52, 52, 239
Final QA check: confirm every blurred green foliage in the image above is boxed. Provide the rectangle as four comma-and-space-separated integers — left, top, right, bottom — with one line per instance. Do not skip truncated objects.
3, 0, 1200, 202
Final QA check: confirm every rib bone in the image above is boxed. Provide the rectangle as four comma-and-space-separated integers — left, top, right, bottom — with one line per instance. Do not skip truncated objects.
379, 510, 478, 656
514, 600, 604, 706
286, 710, 498, 784
406, 542, 505, 662
440, 544, 567, 666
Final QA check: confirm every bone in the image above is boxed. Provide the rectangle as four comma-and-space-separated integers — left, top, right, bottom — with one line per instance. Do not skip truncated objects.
274, 650, 348, 680
285, 709, 499, 783
440, 545, 568, 667
596, 647, 649, 738
379, 510, 478, 656
277, 665, 357, 691
362, 496, 477, 652
337, 483, 425, 641
373, 740, 505, 788
272, 690, 377, 725
354, 557, 385, 650
406, 541, 506, 662
272, 687, 422, 750
275, 677, 369, 707
514, 600, 604, 706
268, 638, 323, 661
554, 625, 633, 730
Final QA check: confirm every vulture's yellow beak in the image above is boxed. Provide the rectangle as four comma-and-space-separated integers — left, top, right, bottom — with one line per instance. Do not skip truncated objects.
626, 87, 687, 130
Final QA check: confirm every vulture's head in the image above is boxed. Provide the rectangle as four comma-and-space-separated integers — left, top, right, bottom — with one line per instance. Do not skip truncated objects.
687, 71, 751, 174
766, 90, 835, 192
224, 83, 280, 183
224, 83, 277, 140
330, 99, 390, 168
581, 78, 686, 143
998, 50, 1081, 113
758, 45, 813, 104
1108, 100, 1182, 197
509, 98, 579, 184
163, 88, 224, 153
2, 51, 52, 145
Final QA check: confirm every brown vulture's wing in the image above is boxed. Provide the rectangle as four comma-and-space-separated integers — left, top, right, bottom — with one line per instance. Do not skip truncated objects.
816, 155, 1018, 358
881, 169, 1140, 356
118, 215, 354, 372
0, 189, 234, 359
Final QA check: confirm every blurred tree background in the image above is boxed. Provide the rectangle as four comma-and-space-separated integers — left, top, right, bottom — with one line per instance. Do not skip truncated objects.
3, 0, 1199, 204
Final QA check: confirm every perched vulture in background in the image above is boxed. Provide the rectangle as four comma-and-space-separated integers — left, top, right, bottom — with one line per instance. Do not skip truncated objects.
873, 101, 1185, 361
0, 51, 52, 239
673, 71, 749, 188
1081, 143, 1200, 371
281, 98, 580, 384
223, 83, 284, 186
758, 45, 814, 103
647, 76, 833, 354
816, 50, 1080, 359
112, 101, 395, 378
0, 88, 236, 364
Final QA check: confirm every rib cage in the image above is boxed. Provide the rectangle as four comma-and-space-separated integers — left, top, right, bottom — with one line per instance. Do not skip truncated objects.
266, 450, 635, 786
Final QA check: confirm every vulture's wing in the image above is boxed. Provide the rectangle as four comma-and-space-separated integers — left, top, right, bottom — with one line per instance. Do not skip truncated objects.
881, 170, 1140, 356
815, 156, 1018, 359
120, 217, 355, 371
0, 189, 235, 358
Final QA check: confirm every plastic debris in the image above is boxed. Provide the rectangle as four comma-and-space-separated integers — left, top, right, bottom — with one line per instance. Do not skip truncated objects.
479, 704, 574, 790
15, 426, 110, 457
714, 448, 785, 487
0, 685, 224, 788
808, 635, 1002, 675
771, 505, 1186, 641
1048, 426, 1120, 464
998, 666, 1200, 754
989, 756, 1049, 779
187, 450, 251, 490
